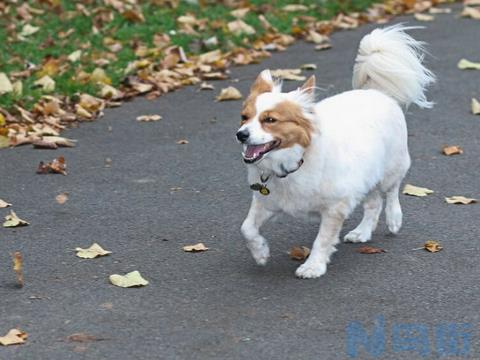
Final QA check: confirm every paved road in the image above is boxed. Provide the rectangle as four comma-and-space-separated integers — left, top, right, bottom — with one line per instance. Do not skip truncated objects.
1, 7, 479, 360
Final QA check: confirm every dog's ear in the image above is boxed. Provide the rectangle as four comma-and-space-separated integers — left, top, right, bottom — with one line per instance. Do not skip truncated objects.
300, 75, 316, 95
250, 70, 277, 94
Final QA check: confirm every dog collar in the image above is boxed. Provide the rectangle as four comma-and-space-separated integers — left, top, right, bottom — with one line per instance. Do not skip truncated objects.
249, 158, 304, 196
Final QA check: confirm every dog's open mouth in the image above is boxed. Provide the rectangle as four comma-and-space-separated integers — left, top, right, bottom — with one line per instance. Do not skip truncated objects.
242, 140, 280, 163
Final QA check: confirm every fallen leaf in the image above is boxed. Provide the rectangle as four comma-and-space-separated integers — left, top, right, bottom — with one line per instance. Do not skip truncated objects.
227, 20, 255, 36
136, 114, 162, 122
0, 73, 13, 94
33, 136, 76, 149
37, 156, 67, 175
414, 13, 434, 21
472, 98, 480, 115
183, 243, 208, 252
457, 59, 480, 70
230, 8, 250, 18
176, 139, 189, 144
442, 145, 463, 156
67, 333, 105, 342
429, 7, 451, 14
0, 199, 12, 208
75, 243, 112, 259
216, 86, 242, 101
19, 24, 39, 38
461, 6, 480, 20
315, 43, 332, 51
3, 211, 29, 228
424, 240, 443, 253
283, 4, 308, 11
12, 251, 23, 287
199, 82, 214, 90
55, 192, 68, 204
109, 270, 149, 287
300, 63, 317, 70
444, 196, 477, 205
357, 246, 386, 254
288, 246, 310, 260
271, 69, 306, 81
402, 184, 434, 197
34, 75, 55, 92
90, 68, 111, 85
68, 50, 82, 62
0, 329, 27, 346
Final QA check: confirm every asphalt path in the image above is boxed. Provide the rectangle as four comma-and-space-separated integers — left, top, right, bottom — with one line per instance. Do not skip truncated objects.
1, 6, 479, 360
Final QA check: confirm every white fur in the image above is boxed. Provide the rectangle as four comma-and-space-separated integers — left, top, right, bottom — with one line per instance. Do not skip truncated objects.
239, 25, 434, 279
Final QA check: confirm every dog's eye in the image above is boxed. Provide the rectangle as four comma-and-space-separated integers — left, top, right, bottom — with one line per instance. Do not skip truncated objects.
264, 117, 277, 124
241, 114, 248, 123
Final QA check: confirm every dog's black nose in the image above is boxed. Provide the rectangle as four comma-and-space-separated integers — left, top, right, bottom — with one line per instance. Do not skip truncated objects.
236, 129, 249, 143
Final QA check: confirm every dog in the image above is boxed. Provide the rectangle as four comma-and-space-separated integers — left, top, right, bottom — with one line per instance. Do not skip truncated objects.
236, 25, 435, 279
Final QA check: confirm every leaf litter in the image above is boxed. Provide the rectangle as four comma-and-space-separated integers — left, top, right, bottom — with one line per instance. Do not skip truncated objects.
76, 243, 112, 259
109, 271, 149, 288
402, 184, 434, 197
3, 211, 29, 228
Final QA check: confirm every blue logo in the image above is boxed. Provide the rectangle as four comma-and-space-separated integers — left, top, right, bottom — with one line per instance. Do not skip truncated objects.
346, 315, 472, 358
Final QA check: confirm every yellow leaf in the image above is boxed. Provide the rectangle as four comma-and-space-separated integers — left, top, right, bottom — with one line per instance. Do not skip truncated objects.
136, 114, 162, 122
457, 59, 480, 70
0, 199, 12, 208
0, 136, 9, 149
68, 50, 82, 62
288, 246, 310, 260
216, 86, 242, 101
0, 329, 27, 346
424, 240, 443, 253
3, 211, 29, 228
444, 196, 477, 205
0, 113, 4, 126
271, 69, 306, 81
12, 80, 23, 96
75, 243, 112, 259
109, 271, 148, 287
472, 98, 480, 115
414, 13, 434, 21
441, 145, 463, 156
0, 73, 13, 94
90, 68, 111, 85
461, 6, 480, 20
99, 84, 122, 99
183, 243, 208, 252
402, 184, 434, 197
34, 75, 55, 92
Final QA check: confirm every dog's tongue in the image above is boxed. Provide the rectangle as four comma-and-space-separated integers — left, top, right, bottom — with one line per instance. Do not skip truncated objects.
245, 144, 269, 159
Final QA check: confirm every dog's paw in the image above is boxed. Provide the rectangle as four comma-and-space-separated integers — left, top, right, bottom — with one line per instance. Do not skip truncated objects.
387, 214, 402, 234
344, 229, 371, 243
250, 244, 270, 266
295, 262, 327, 279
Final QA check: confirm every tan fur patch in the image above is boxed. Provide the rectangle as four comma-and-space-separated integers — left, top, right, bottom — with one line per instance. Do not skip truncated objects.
241, 74, 273, 123
259, 100, 313, 149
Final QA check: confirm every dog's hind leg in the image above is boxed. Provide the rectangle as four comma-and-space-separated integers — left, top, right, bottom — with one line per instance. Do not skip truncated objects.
241, 197, 275, 266
385, 181, 403, 234
344, 190, 383, 243
296, 205, 348, 279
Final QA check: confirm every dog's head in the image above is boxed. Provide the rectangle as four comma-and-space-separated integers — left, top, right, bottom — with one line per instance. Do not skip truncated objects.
236, 70, 315, 164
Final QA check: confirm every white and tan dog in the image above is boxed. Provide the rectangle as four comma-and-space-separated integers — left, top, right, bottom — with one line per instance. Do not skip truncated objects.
236, 25, 434, 278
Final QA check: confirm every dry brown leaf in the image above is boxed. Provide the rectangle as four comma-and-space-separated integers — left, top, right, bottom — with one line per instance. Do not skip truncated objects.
33, 136, 76, 149
109, 270, 149, 287
472, 98, 480, 115
414, 13, 435, 21
216, 86, 242, 101
288, 246, 310, 260
55, 192, 68, 204
0, 199, 12, 208
457, 59, 480, 70
271, 69, 306, 81
122, 9, 145, 22
3, 211, 29, 228
176, 139, 189, 145
444, 196, 477, 205
442, 145, 463, 156
0, 329, 27, 346
424, 240, 443, 253
12, 251, 23, 287
75, 243, 112, 258
136, 114, 162, 122
36, 156, 67, 175
183, 243, 208, 252
67, 333, 105, 342
357, 246, 386, 254
402, 184, 434, 197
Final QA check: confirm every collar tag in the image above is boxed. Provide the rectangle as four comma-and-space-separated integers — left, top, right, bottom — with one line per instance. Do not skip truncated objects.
249, 183, 270, 196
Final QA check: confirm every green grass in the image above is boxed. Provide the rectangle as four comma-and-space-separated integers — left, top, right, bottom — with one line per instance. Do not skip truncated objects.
0, 0, 379, 112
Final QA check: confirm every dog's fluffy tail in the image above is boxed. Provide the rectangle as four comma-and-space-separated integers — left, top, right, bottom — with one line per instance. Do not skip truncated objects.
352, 25, 435, 108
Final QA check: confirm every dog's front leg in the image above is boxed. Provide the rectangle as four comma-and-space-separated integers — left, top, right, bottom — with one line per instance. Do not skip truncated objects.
295, 209, 346, 279
241, 197, 275, 266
